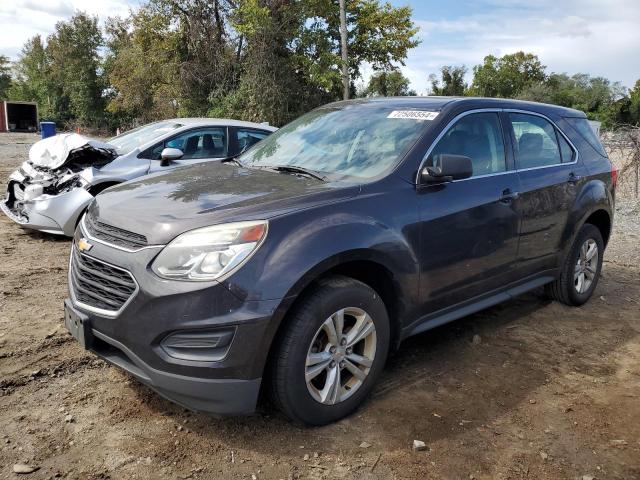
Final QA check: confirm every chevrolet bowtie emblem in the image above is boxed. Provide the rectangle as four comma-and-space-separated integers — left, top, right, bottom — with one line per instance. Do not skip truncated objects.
77, 238, 93, 252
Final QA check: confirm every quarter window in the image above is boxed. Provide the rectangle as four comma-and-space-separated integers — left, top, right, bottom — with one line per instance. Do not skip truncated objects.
565, 117, 607, 157
509, 113, 562, 169
427, 112, 506, 177
557, 131, 575, 163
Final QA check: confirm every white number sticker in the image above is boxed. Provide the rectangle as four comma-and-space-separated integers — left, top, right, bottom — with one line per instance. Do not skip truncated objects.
387, 110, 439, 121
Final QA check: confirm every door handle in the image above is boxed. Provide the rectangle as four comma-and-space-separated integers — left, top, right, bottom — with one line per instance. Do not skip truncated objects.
500, 188, 519, 203
567, 172, 582, 184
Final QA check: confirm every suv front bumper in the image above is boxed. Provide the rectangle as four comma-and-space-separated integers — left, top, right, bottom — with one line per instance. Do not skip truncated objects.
64, 299, 261, 414
64, 226, 286, 416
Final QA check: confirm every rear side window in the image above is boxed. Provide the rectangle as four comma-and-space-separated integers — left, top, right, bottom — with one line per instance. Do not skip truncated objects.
565, 117, 607, 157
237, 129, 269, 153
428, 112, 506, 177
509, 113, 562, 169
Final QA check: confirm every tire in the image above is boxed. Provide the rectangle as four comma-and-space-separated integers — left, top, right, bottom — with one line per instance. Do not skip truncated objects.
269, 275, 390, 425
545, 223, 604, 306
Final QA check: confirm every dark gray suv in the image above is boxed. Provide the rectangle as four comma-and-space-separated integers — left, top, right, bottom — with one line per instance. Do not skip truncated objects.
64, 97, 616, 425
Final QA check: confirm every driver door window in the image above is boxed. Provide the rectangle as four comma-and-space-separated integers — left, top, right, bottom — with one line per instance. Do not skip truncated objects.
147, 128, 228, 160
427, 112, 506, 177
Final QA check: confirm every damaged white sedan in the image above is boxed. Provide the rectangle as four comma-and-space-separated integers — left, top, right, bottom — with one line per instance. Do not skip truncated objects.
1, 118, 276, 236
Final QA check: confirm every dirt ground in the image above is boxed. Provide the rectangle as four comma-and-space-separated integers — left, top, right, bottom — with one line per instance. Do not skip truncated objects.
0, 132, 639, 480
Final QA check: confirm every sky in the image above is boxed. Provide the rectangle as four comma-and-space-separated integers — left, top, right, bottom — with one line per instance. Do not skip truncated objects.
1, 0, 638, 94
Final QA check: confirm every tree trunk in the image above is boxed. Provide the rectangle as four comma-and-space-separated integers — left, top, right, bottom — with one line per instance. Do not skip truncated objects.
339, 0, 349, 100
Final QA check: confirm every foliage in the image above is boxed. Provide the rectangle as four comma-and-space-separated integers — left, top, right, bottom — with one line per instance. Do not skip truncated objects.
0, 55, 12, 100
362, 69, 416, 97
9, 14, 104, 126
213, 0, 317, 126
427, 52, 639, 127
47, 13, 105, 125
9, 36, 53, 118
5, 2, 637, 131
85, 0, 420, 128
469, 51, 546, 98
626, 80, 640, 126
518, 73, 628, 128
104, 8, 181, 125
214, 0, 420, 125
428, 65, 467, 96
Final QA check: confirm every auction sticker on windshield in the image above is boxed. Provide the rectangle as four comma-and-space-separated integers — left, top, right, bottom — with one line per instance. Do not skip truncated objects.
387, 110, 439, 121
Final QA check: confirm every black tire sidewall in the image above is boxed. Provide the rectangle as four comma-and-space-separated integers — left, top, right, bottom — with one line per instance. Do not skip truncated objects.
565, 224, 604, 305
278, 278, 390, 425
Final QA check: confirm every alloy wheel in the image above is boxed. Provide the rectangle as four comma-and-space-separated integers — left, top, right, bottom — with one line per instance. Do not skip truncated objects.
574, 238, 598, 294
305, 307, 377, 405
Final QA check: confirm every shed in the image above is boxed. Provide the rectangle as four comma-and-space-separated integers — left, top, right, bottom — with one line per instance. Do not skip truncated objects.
1, 101, 39, 132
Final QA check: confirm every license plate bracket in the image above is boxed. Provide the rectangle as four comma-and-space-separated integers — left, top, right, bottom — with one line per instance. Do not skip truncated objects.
64, 300, 92, 349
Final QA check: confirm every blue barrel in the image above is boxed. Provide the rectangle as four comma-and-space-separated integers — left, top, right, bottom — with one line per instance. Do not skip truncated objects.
40, 122, 56, 139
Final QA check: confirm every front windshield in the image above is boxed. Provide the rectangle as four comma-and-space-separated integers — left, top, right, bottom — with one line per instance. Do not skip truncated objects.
239, 103, 433, 180
108, 121, 183, 155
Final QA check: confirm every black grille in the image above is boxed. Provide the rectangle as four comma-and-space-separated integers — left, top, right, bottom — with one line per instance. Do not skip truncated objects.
84, 211, 148, 250
70, 248, 137, 313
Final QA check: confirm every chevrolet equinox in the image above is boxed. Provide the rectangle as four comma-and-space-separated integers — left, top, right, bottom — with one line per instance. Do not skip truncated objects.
64, 97, 616, 425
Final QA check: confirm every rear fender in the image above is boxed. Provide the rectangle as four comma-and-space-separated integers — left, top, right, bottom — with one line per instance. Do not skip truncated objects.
560, 178, 612, 262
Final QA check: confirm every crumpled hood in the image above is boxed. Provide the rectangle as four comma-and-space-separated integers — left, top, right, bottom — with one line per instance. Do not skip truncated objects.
91, 162, 359, 244
28, 133, 117, 170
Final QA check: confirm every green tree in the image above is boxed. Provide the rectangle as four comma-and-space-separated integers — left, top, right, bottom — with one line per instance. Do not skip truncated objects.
9, 0, 420, 129
296, 0, 420, 99
470, 51, 546, 98
518, 73, 627, 127
0, 55, 12, 99
46, 13, 105, 125
7, 36, 52, 116
216, 0, 316, 126
148, 0, 237, 116
626, 79, 640, 125
221, 0, 420, 125
364, 69, 416, 97
105, 8, 181, 123
428, 65, 467, 96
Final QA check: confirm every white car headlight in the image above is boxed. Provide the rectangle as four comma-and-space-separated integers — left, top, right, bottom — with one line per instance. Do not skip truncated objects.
152, 220, 268, 281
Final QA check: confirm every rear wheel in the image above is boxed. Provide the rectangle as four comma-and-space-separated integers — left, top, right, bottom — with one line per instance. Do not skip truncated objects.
546, 224, 604, 306
270, 275, 390, 425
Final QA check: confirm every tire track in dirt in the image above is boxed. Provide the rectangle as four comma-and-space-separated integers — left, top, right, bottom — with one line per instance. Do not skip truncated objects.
1, 355, 102, 396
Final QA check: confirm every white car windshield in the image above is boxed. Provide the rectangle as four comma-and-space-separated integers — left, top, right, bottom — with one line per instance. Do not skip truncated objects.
108, 121, 184, 155
239, 103, 432, 180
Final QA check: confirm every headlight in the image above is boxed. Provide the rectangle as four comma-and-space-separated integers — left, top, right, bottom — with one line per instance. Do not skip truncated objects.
151, 220, 267, 281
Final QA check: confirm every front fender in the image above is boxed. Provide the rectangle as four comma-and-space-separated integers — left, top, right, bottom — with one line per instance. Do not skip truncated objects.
229, 203, 421, 380
231, 207, 420, 304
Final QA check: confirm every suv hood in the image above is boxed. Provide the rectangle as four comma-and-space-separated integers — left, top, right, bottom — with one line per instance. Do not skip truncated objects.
90, 162, 359, 244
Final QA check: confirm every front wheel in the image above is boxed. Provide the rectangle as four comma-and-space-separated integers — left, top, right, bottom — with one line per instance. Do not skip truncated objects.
546, 224, 604, 306
269, 275, 390, 425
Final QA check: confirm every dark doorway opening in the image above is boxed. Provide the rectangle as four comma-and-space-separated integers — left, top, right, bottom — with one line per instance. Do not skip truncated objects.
5, 102, 38, 132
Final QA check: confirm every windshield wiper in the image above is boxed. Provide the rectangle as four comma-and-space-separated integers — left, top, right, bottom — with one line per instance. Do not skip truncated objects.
220, 155, 243, 167
269, 165, 327, 182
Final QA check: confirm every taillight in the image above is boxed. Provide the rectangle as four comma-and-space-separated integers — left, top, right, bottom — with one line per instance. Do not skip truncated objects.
611, 164, 618, 189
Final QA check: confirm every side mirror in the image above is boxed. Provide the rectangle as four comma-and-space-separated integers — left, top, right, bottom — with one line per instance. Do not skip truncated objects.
160, 147, 184, 166
420, 154, 473, 184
